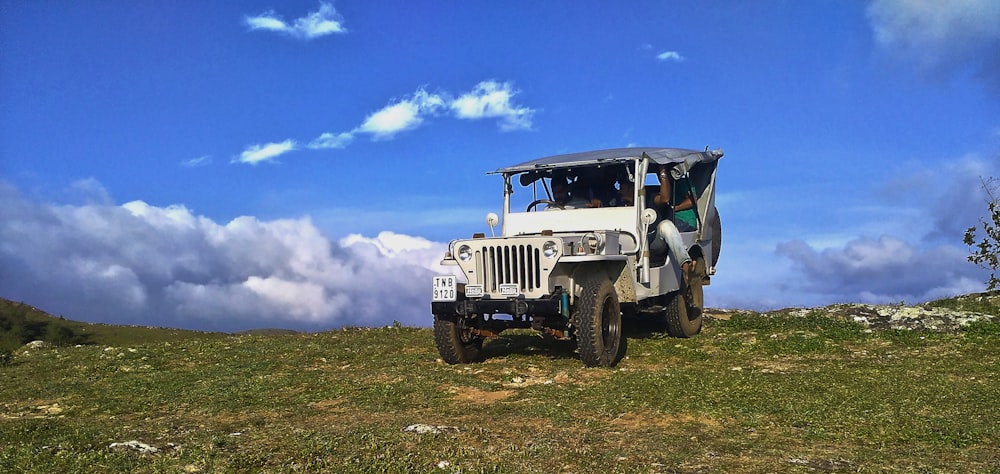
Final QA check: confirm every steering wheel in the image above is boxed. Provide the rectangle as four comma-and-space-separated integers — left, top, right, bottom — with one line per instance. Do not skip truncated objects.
527, 199, 563, 212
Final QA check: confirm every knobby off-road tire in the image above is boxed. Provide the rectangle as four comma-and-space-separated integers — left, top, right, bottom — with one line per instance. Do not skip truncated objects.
573, 277, 625, 367
665, 290, 702, 338
433, 316, 483, 364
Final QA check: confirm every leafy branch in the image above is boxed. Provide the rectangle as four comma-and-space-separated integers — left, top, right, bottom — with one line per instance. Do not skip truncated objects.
964, 176, 1000, 291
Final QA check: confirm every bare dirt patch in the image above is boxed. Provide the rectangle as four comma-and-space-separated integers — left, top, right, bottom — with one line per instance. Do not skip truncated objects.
609, 411, 723, 431
448, 386, 516, 403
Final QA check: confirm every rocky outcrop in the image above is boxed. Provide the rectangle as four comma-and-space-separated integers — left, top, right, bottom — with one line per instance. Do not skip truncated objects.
786, 304, 997, 332
708, 292, 1000, 333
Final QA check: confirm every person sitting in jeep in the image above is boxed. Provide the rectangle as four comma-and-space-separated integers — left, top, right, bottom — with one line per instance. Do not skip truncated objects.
654, 164, 698, 232
575, 166, 633, 208
649, 164, 693, 270
617, 178, 635, 207
546, 172, 597, 210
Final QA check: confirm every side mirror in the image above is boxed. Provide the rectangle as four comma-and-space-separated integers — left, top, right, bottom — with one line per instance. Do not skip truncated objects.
486, 212, 499, 237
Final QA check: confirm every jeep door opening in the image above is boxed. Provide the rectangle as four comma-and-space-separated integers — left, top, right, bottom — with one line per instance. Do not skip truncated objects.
432, 147, 724, 367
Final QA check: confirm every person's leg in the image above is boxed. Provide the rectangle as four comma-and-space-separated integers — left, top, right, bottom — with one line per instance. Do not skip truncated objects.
656, 221, 691, 267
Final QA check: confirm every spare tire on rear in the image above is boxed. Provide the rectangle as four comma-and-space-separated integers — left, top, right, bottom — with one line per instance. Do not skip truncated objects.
710, 209, 722, 270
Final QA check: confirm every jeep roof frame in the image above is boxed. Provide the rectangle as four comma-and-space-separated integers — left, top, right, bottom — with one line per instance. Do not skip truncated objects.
490, 147, 724, 176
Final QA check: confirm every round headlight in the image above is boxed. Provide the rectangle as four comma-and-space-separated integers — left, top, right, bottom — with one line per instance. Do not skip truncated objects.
542, 240, 559, 259
457, 244, 473, 261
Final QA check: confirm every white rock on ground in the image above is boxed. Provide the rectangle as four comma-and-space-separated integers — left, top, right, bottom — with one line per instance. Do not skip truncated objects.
108, 440, 159, 455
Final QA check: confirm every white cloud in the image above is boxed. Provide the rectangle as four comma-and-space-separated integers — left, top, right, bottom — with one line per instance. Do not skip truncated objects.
235, 140, 297, 165
245, 2, 347, 40
308, 131, 354, 150
269, 81, 536, 159
867, 0, 1000, 89
656, 51, 685, 62
449, 81, 535, 131
66, 177, 114, 205
0, 181, 452, 332
181, 155, 212, 167
355, 89, 446, 139
245, 16, 286, 32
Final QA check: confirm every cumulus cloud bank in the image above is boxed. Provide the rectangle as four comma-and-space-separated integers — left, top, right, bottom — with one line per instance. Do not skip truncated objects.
0, 181, 452, 332
773, 156, 997, 305
777, 236, 983, 304
245, 2, 347, 40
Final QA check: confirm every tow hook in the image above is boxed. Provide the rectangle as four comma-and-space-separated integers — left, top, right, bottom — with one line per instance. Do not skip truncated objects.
471, 328, 500, 338
543, 328, 570, 340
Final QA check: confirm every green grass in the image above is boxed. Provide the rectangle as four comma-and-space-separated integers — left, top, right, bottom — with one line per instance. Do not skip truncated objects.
1, 306, 998, 472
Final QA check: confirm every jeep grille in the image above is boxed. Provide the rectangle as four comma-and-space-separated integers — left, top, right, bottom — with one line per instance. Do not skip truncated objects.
475, 244, 542, 292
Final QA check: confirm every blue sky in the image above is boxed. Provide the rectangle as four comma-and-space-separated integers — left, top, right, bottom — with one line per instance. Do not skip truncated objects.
2, 1, 999, 332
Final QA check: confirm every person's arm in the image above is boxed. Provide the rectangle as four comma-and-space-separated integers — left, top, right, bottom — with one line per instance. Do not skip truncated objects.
673, 194, 694, 211
653, 166, 671, 207
672, 180, 696, 211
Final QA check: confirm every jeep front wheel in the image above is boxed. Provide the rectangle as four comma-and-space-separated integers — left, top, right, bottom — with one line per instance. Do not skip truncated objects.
433, 316, 483, 364
664, 291, 702, 338
573, 278, 624, 367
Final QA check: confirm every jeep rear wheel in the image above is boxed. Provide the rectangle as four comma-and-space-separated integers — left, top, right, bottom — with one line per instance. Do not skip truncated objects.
665, 291, 702, 338
573, 278, 624, 367
433, 316, 483, 364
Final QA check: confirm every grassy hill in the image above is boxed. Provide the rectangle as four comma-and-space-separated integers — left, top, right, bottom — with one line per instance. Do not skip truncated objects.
0, 297, 998, 472
0, 299, 228, 358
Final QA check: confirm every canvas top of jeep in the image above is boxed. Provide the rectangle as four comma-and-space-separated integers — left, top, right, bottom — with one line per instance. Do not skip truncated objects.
488, 147, 723, 243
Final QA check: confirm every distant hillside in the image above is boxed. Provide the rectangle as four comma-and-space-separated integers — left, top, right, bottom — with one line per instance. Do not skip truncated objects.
0, 298, 228, 356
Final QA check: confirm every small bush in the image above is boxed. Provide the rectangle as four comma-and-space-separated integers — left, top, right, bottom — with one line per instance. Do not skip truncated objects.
44, 323, 77, 346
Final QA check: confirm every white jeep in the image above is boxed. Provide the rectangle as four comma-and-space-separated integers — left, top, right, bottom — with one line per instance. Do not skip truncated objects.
431, 147, 724, 367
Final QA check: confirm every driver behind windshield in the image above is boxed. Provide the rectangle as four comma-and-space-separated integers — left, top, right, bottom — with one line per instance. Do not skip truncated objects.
545, 174, 591, 210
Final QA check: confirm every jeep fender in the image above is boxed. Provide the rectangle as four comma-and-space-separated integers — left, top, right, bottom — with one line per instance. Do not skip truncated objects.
550, 258, 635, 305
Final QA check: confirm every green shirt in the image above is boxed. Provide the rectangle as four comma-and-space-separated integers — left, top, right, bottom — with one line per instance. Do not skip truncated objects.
673, 178, 698, 229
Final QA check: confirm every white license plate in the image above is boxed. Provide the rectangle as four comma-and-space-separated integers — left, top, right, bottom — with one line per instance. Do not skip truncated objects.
499, 284, 519, 297
432, 276, 457, 302
465, 285, 484, 298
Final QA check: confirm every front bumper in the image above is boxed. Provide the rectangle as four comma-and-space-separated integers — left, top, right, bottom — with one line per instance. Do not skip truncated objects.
432, 297, 561, 318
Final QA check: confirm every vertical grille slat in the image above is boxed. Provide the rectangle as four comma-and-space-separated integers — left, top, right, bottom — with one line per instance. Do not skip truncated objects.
475, 243, 542, 293
518, 245, 527, 291
532, 247, 541, 288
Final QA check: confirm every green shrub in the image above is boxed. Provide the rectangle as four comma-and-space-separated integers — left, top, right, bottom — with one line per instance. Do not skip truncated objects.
43, 323, 77, 346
